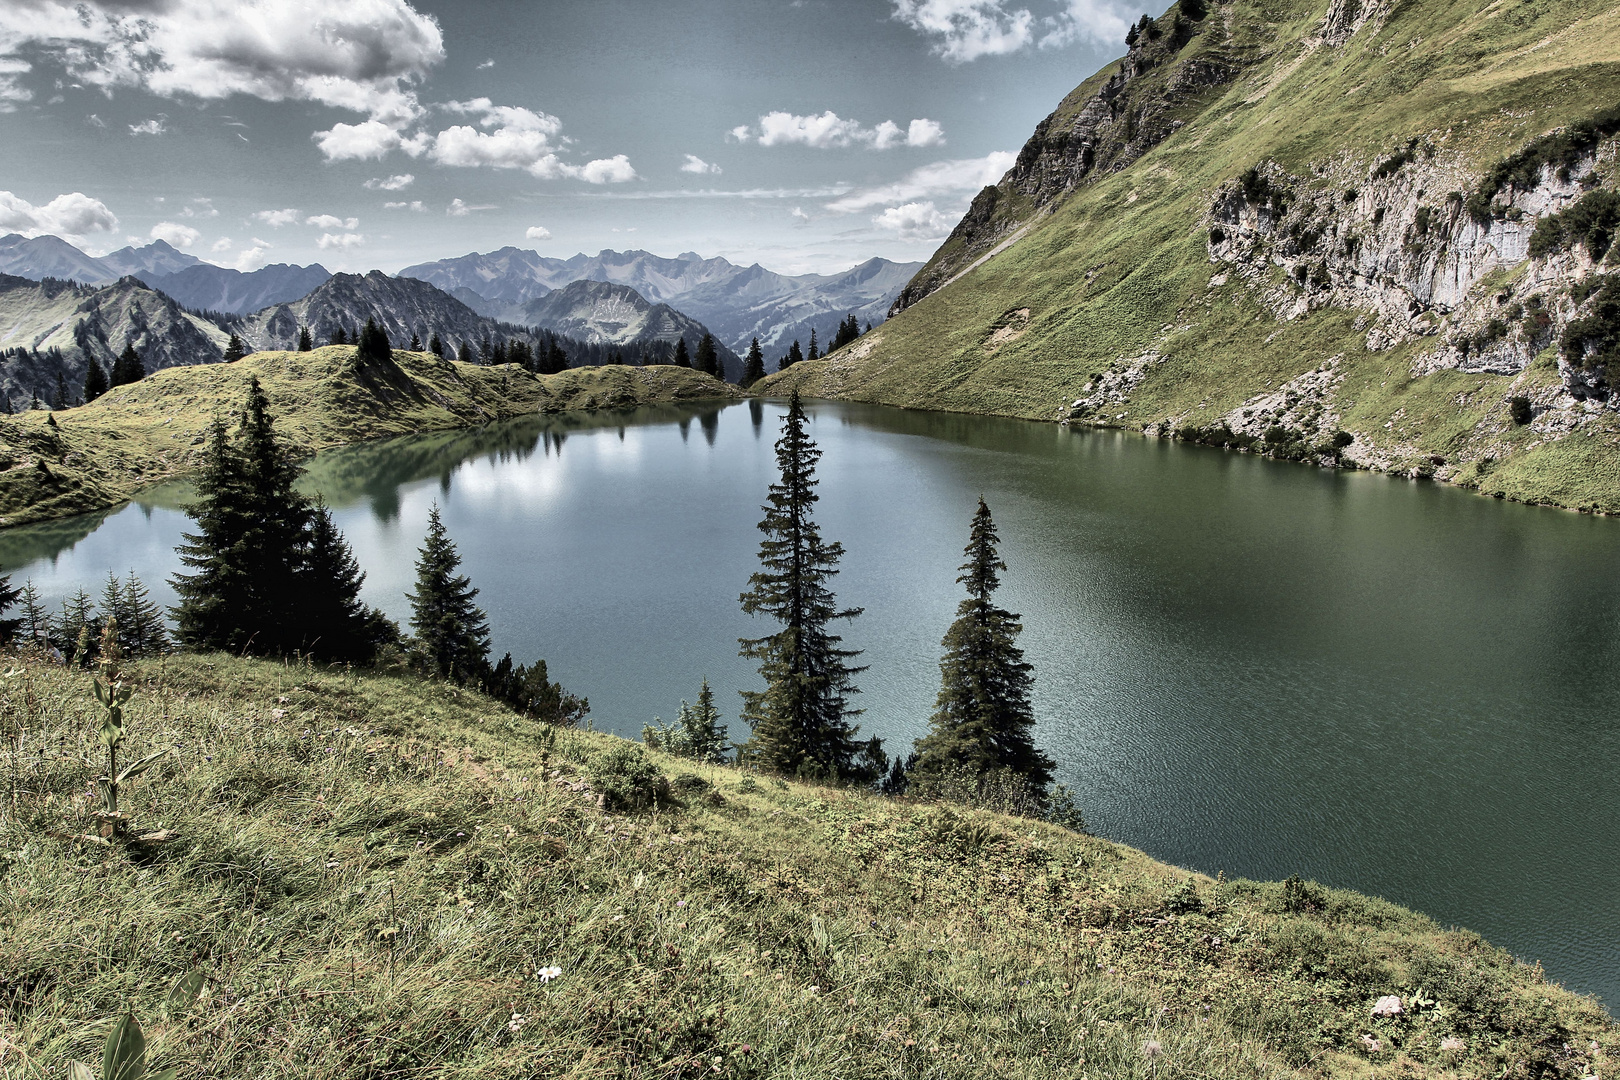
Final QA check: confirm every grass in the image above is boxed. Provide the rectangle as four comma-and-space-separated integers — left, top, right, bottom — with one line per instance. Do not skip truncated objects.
761, 0, 1620, 512
0, 651, 1612, 1078
0, 350, 736, 529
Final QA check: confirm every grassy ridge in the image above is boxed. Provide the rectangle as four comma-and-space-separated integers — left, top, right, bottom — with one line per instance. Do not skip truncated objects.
0, 349, 737, 528
763, 0, 1620, 511
0, 653, 1612, 1078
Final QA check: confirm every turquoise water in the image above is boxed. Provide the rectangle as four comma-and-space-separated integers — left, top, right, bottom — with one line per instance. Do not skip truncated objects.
4, 398, 1616, 1008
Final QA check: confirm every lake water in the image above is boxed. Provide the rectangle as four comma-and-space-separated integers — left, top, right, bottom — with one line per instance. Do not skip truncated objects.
4, 399, 1617, 1009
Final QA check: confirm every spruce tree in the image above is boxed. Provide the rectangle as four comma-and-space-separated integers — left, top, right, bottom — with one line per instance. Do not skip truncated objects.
56, 588, 98, 663
742, 338, 766, 387
222, 333, 247, 363
407, 504, 492, 681
674, 338, 691, 368
0, 573, 21, 644
738, 390, 877, 780
52, 371, 67, 410
297, 326, 314, 352
171, 378, 312, 654
429, 332, 444, 356
17, 580, 48, 646
911, 498, 1055, 790
330, 327, 348, 346
696, 332, 720, 379
458, 341, 474, 365
357, 318, 391, 364
806, 329, 820, 363
299, 501, 394, 662
112, 343, 145, 385
783, 340, 804, 370
83, 359, 109, 403
409, 332, 422, 351
118, 571, 171, 656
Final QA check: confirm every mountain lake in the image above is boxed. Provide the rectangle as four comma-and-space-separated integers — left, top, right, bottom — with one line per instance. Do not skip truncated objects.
3, 398, 1616, 1009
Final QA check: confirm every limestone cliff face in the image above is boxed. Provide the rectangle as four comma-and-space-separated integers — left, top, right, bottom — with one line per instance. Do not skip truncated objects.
890, 0, 1255, 316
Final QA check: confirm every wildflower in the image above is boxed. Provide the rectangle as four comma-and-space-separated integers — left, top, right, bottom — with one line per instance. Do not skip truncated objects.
537, 965, 563, 983
677, 900, 687, 907
507, 1011, 526, 1034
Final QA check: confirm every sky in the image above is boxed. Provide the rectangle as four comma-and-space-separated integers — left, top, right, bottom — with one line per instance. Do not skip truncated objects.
0, 0, 1140, 276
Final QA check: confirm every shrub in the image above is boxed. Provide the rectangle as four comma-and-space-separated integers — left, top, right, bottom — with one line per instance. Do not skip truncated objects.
1162, 878, 1202, 914
1509, 396, 1533, 425
1561, 277, 1620, 370
1331, 430, 1354, 449
1468, 107, 1620, 221
1264, 425, 1291, 444
585, 744, 668, 811
1526, 189, 1620, 261
1045, 783, 1087, 832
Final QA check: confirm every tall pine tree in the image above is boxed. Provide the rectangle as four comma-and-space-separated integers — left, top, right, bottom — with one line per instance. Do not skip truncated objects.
222, 333, 247, 363
357, 318, 391, 364
0, 573, 20, 644
742, 338, 766, 387
806, 329, 820, 363
17, 580, 49, 646
300, 501, 394, 662
695, 333, 720, 379
782, 340, 804, 370
910, 498, 1054, 789
407, 504, 491, 681
738, 391, 879, 781
297, 326, 314, 351
674, 338, 691, 368
111, 343, 145, 386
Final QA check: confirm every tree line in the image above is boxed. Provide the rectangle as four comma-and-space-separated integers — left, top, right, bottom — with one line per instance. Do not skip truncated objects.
738, 314, 869, 388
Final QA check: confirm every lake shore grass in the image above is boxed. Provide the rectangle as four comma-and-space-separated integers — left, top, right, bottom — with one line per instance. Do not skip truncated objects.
1, 651, 1612, 1078
0, 348, 738, 529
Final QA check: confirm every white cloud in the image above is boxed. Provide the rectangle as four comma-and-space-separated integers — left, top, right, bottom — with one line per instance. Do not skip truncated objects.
891, 0, 1036, 61
0, 190, 118, 236
525, 225, 552, 240
446, 198, 495, 216
873, 200, 954, 239
476, 58, 495, 69
578, 155, 637, 184
305, 214, 359, 230
253, 208, 300, 227
0, 0, 444, 125
128, 118, 166, 136
211, 236, 232, 252
364, 173, 415, 190
316, 232, 364, 250
1039, 0, 1131, 50
181, 197, 217, 219
85, 113, 106, 127
0, 57, 31, 111
790, 206, 811, 226
680, 154, 722, 175
825, 151, 1015, 212
313, 119, 428, 161
227, 240, 272, 270
737, 110, 946, 150
149, 221, 200, 248
384, 200, 426, 211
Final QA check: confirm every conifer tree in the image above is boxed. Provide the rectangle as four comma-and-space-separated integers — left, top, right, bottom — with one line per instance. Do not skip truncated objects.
738, 391, 878, 780
806, 329, 820, 363
299, 502, 394, 662
409, 332, 422, 351
357, 317, 391, 364
17, 580, 48, 646
0, 573, 21, 644
696, 332, 720, 379
429, 332, 444, 356
911, 498, 1054, 789
783, 340, 804, 370
330, 327, 348, 346
83, 359, 109, 403
117, 571, 171, 656
491, 339, 507, 365
171, 378, 312, 654
51, 371, 67, 410
407, 504, 492, 681
742, 338, 766, 387
674, 338, 691, 368
458, 341, 474, 364
55, 588, 98, 663
111, 343, 145, 386
222, 333, 247, 363
297, 326, 314, 351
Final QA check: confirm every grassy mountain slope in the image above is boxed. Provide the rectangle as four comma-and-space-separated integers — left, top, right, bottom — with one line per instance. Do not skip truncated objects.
1, 652, 1612, 1078
765, 0, 1620, 511
0, 347, 737, 528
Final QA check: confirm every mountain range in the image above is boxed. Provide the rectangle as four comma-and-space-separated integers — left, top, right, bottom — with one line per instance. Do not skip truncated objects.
398, 247, 921, 355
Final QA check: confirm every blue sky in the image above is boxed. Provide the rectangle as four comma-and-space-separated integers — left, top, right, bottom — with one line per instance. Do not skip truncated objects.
0, 0, 1138, 274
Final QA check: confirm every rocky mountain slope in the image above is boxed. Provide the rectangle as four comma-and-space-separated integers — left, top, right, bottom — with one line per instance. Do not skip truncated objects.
766, 0, 1620, 513
520, 279, 741, 378
140, 261, 332, 315
400, 247, 921, 354
0, 274, 229, 403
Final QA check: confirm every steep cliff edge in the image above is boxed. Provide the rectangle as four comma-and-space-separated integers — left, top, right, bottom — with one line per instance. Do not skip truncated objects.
769, 0, 1620, 512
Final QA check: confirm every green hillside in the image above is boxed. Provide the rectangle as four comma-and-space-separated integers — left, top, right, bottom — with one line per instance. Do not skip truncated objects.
0, 349, 737, 528
765, 0, 1620, 512
2, 652, 1612, 1078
